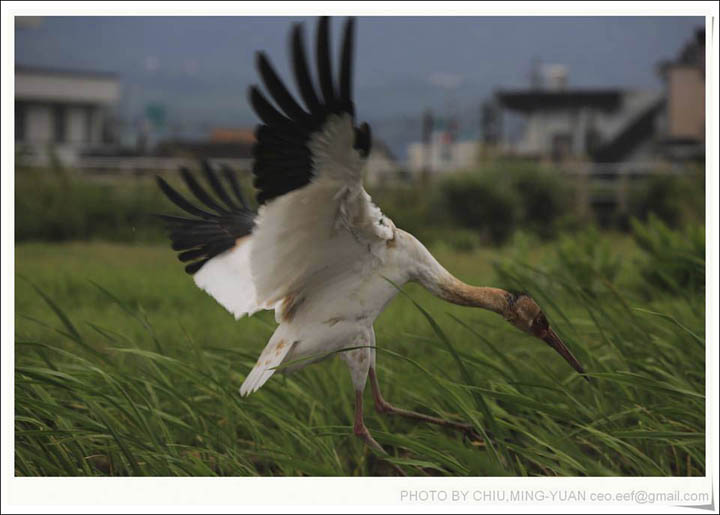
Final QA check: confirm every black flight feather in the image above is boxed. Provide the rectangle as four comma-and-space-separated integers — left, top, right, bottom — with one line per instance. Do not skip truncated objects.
155, 168, 256, 275
291, 24, 322, 114
316, 17, 336, 108
339, 18, 355, 114
202, 161, 240, 211
248, 86, 291, 127
257, 52, 310, 124
180, 167, 229, 215
221, 165, 249, 209
156, 177, 218, 220
250, 16, 372, 205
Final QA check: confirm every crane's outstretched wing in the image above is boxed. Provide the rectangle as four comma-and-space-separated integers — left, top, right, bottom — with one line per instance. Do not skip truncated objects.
156, 163, 262, 318
156, 17, 392, 327
247, 16, 394, 313
157, 17, 394, 394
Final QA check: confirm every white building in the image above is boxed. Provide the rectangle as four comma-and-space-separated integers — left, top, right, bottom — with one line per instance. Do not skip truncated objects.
15, 65, 120, 166
408, 137, 479, 176
497, 84, 663, 164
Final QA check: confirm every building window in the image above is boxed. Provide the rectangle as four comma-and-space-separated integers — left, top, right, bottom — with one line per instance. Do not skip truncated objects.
85, 106, 94, 143
53, 105, 66, 143
15, 102, 26, 142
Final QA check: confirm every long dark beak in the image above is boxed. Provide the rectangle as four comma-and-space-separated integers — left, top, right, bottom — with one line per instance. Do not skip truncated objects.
543, 328, 589, 382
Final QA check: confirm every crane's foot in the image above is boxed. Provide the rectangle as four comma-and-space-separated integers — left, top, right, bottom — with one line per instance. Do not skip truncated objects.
376, 398, 480, 437
352, 388, 407, 476
370, 368, 483, 443
353, 424, 407, 476
354, 422, 387, 455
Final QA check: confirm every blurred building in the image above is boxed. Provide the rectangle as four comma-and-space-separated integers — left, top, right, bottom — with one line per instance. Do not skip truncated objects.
15, 65, 120, 166
154, 126, 254, 162
496, 28, 705, 167
407, 113, 479, 175
209, 127, 256, 145
496, 64, 664, 165
657, 28, 705, 161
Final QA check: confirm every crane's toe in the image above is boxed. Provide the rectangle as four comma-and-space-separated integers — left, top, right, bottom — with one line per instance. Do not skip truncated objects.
353, 423, 387, 455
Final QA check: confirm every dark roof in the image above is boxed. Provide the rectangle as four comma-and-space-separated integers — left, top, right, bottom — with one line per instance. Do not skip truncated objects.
496, 89, 622, 112
592, 99, 664, 163
15, 64, 118, 79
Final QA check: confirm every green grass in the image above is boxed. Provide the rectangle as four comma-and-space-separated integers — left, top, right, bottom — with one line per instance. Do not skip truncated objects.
14, 230, 705, 476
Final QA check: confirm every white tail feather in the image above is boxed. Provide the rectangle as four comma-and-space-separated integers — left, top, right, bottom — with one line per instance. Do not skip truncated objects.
239, 327, 296, 396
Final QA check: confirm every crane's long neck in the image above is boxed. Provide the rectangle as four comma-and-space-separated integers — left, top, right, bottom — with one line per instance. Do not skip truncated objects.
406, 232, 512, 315
431, 276, 511, 315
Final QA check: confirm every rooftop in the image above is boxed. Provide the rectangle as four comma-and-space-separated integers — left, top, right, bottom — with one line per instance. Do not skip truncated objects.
16, 64, 118, 80
496, 89, 622, 112
15, 64, 120, 104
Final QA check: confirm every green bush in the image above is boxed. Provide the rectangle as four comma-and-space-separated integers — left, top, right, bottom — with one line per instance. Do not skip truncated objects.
438, 165, 574, 245
16, 164, 702, 256
511, 166, 573, 238
15, 168, 171, 243
628, 170, 704, 228
15, 167, 259, 243
630, 214, 705, 295
551, 227, 623, 296
367, 182, 444, 239
440, 173, 518, 245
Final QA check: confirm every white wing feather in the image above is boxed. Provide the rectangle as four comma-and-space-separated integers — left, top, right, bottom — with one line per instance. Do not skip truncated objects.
193, 237, 264, 319
249, 115, 394, 313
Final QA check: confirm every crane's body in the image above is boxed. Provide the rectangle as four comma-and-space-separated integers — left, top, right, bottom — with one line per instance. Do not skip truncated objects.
157, 17, 587, 455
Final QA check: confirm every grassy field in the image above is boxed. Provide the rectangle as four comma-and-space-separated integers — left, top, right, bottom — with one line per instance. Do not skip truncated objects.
14, 224, 705, 476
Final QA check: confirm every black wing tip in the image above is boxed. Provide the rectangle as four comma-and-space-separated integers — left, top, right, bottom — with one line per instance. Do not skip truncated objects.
342, 17, 356, 41
156, 174, 172, 192
315, 15, 336, 106
184, 260, 208, 275
291, 22, 304, 43
247, 84, 261, 102
155, 164, 257, 275
252, 15, 368, 205
255, 50, 268, 69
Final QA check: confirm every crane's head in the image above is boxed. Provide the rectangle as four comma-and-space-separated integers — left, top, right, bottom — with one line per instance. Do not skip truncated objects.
504, 293, 588, 380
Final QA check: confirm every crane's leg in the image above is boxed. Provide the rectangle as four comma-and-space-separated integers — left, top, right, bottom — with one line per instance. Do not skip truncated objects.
352, 388, 386, 455
369, 367, 480, 438
340, 343, 386, 455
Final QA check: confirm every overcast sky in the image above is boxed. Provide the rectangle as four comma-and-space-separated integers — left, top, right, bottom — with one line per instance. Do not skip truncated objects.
15, 16, 703, 154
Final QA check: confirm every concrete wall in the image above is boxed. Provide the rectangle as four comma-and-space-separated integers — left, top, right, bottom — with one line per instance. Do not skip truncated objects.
24, 104, 52, 143
15, 69, 119, 165
667, 66, 705, 141
18, 103, 104, 145
67, 106, 88, 143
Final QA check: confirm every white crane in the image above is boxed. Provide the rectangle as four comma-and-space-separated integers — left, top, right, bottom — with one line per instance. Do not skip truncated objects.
157, 16, 587, 454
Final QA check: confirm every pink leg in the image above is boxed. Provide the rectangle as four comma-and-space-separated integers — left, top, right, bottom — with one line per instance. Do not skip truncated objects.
353, 390, 386, 454
369, 367, 481, 438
